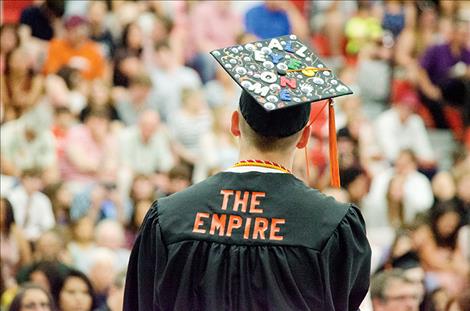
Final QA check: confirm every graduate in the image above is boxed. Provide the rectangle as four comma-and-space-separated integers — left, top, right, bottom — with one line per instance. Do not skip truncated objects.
124, 35, 371, 311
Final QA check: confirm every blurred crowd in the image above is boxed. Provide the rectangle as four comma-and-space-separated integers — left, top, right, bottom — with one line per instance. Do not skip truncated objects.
0, 0, 469, 311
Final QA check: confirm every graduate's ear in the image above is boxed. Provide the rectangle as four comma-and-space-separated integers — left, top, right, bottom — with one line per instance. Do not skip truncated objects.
231, 111, 241, 137
296, 125, 310, 149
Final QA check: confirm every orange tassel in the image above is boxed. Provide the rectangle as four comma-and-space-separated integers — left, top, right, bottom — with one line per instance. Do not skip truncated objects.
328, 100, 340, 188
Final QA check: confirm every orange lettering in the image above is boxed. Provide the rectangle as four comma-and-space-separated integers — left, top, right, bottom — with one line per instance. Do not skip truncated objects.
249, 192, 265, 214
243, 217, 252, 239
193, 212, 209, 234
220, 190, 234, 210
234, 191, 249, 212
252, 217, 269, 240
209, 214, 227, 236
226, 215, 242, 237
269, 218, 285, 241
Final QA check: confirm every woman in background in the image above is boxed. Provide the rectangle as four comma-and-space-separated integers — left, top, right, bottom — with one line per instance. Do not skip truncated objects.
418, 201, 469, 296
0, 197, 32, 294
8, 283, 56, 311
57, 269, 97, 311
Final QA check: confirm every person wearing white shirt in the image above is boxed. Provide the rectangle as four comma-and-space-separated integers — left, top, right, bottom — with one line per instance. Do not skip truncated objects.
7, 168, 56, 241
375, 91, 434, 165
119, 110, 174, 176
363, 150, 434, 248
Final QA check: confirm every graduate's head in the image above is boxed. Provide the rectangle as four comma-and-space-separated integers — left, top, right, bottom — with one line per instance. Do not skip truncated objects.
231, 90, 311, 153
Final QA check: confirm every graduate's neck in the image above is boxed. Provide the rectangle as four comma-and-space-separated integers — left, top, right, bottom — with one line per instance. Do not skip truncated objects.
238, 146, 295, 171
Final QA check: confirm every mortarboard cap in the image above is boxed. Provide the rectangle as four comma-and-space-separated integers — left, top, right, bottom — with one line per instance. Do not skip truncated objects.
210, 35, 353, 187
210, 35, 352, 138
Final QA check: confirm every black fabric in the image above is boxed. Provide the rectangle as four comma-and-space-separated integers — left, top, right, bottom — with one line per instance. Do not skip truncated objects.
124, 172, 371, 311
239, 90, 310, 138
19, 6, 54, 41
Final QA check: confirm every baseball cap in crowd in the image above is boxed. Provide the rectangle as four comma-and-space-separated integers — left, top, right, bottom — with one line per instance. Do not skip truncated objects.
210, 34, 353, 187
393, 89, 420, 111
64, 15, 88, 29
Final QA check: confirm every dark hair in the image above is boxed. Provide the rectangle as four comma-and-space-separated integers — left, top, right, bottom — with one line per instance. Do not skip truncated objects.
18, 261, 68, 305
154, 39, 171, 52
44, 0, 65, 18
429, 200, 463, 249
340, 166, 366, 189
154, 14, 174, 34
0, 197, 15, 234
8, 283, 57, 311
21, 167, 43, 179
58, 269, 97, 310
56, 66, 80, 90
168, 164, 192, 182
121, 22, 142, 53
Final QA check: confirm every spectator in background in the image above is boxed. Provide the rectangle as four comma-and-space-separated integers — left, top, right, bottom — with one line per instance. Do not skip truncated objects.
244, 1, 308, 40
119, 110, 174, 178
340, 166, 369, 206
344, 1, 383, 56
0, 197, 32, 293
115, 74, 156, 126
8, 283, 56, 311
19, 0, 65, 41
170, 88, 212, 167
51, 107, 76, 179
363, 150, 433, 232
380, 0, 415, 39
0, 112, 57, 181
94, 220, 130, 272
418, 19, 470, 129
79, 79, 120, 126
7, 168, 55, 241
1, 47, 44, 122
195, 105, 238, 182
165, 164, 192, 196
375, 89, 435, 166
203, 63, 241, 109
431, 171, 457, 204
455, 173, 470, 224
33, 230, 67, 263
113, 21, 144, 88
95, 271, 126, 311
370, 269, 422, 311
125, 175, 154, 245
394, 3, 440, 81
87, 248, 117, 309
188, 1, 241, 83
88, 1, 114, 59
61, 109, 117, 189
43, 15, 106, 80
70, 171, 131, 225
16, 261, 67, 306
67, 217, 98, 273
0, 24, 20, 75
57, 269, 96, 311
418, 201, 469, 295
149, 40, 201, 122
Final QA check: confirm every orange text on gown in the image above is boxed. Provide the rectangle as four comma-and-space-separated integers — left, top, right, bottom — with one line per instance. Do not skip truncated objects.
192, 190, 285, 241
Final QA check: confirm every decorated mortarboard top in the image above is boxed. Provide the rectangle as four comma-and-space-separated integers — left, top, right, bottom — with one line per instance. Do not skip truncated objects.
210, 34, 352, 112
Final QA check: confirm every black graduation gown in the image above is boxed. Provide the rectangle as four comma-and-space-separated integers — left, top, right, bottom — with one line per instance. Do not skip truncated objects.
124, 171, 371, 311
